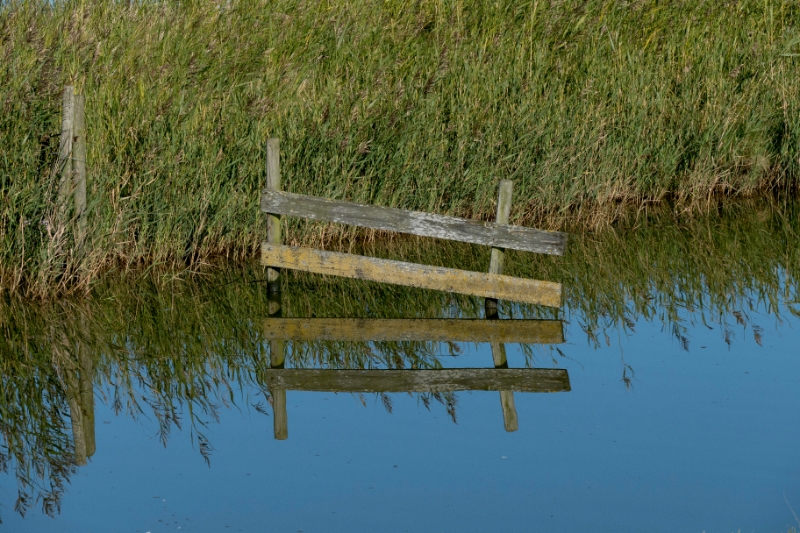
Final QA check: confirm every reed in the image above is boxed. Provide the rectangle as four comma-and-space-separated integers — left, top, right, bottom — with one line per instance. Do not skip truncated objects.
2, 0, 800, 294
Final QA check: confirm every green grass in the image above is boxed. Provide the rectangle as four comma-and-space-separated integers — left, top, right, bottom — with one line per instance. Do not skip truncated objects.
2, 0, 800, 294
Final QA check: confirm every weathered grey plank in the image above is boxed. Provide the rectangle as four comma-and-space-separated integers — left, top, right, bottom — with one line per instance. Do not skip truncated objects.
261, 244, 562, 308
261, 190, 567, 256
263, 318, 564, 344
262, 368, 570, 393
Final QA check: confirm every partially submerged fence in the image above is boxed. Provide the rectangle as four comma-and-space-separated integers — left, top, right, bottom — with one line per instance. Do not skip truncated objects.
260, 138, 571, 440
260, 138, 568, 308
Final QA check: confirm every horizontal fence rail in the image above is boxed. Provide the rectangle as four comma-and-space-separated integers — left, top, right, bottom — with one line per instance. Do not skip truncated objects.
261, 190, 567, 256
262, 318, 564, 344
261, 244, 562, 307
262, 368, 571, 393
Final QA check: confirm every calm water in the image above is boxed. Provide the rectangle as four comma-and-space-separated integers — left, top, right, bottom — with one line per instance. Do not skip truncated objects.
1, 200, 799, 532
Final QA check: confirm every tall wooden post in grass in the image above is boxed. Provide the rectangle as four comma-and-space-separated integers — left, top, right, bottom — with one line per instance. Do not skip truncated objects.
486, 180, 518, 432
56, 87, 75, 225
265, 138, 281, 293
73, 93, 87, 257
55, 86, 88, 258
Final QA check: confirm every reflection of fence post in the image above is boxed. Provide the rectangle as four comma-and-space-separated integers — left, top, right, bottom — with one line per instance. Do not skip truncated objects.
57, 341, 87, 465
78, 318, 95, 457
490, 342, 518, 432
265, 138, 282, 294
486, 180, 518, 432
268, 291, 288, 440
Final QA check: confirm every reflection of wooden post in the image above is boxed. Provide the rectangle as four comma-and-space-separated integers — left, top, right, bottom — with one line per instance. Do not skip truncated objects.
268, 291, 288, 440
78, 327, 95, 457
486, 180, 518, 431
265, 138, 281, 294
73, 93, 87, 256
490, 343, 518, 432
61, 354, 87, 466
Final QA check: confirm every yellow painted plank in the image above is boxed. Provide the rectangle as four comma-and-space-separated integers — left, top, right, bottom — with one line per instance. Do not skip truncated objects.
261, 244, 562, 308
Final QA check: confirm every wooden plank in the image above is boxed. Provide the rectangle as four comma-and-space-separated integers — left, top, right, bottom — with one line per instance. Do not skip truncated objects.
263, 318, 564, 344
262, 368, 570, 393
265, 138, 281, 293
261, 190, 567, 256
261, 244, 562, 308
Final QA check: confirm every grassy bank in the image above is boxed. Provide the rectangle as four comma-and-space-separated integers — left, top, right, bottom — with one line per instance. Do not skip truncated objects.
2, 0, 800, 295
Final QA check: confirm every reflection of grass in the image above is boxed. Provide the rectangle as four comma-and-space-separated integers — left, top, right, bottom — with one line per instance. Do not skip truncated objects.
1, 196, 798, 519
4, 1, 800, 294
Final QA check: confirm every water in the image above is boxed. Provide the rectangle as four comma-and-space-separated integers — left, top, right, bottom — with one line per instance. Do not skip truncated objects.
1, 199, 799, 532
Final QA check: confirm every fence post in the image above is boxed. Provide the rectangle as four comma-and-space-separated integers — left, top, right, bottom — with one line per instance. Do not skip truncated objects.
485, 180, 514, 316
73, 93, 87, 256
485, 180, 518, 431
265, 138, 281, 293
56, 87, 75, 224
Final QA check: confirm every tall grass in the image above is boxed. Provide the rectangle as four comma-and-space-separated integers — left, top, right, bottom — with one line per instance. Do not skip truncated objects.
2, 0, 800, 294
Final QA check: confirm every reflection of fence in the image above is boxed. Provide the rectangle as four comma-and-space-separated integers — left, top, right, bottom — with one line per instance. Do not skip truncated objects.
263, 318, 563, 343
262, 368, 570, 393
263, 316, 569, 440
260, 138, 567, 307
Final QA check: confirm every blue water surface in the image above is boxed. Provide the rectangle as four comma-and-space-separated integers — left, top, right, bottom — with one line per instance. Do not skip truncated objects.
2, 305, 799, 533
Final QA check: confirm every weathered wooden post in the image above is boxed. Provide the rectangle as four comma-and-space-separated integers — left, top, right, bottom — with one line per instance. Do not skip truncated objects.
485, 180, 514, 317
265, 138, 281, 294
55, 87, 75, 227
264, 137, 287, 439
486, 180, 519, 432
73, 93, 87, 256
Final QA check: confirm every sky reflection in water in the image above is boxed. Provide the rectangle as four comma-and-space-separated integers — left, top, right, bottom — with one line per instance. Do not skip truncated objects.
2, 199, 800, 532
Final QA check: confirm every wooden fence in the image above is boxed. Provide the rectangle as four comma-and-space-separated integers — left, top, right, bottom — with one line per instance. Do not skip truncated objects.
260, 138, 567, 308
260, 138, 571, 440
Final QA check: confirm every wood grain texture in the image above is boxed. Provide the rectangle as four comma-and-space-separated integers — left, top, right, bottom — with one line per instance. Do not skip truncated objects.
73, 93, 87, 255
486, 179, 513, 313
499, 390, 518, 432
488, 179, 513, 275
263, 318, 563, 343
261, 190, 567, 256
271, 388, 288, 440
261, 368, 570, 393
55, 86, 74, 221
265, 138, 281, 292
261, 244, 562, 307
